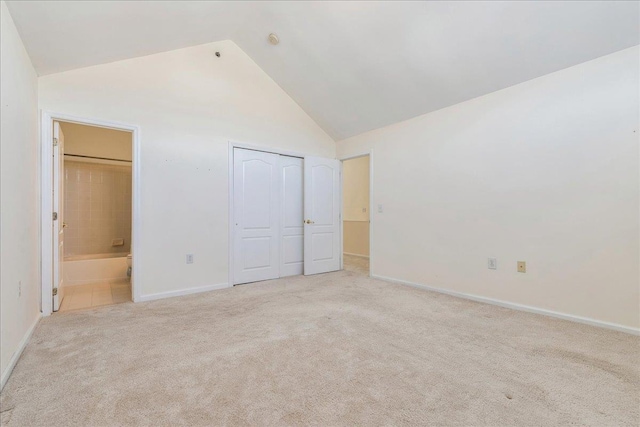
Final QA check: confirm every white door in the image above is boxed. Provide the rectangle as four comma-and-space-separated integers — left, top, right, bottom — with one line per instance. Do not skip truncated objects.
233, 148, 280, 284
279, 156, 304, 277
303, 156, 341, 275
52, 122, 65, 311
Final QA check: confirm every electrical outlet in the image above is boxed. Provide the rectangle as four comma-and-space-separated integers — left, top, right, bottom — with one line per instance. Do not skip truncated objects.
186, 254, 194, 264
488, 258, 497, 270
378, 204, 383, 213
362, 207, 367, 213
517, 261, 526, 273
18, 281, 22, 297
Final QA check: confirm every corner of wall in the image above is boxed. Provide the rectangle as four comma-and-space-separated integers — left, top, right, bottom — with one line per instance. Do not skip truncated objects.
1, 0, 42, 387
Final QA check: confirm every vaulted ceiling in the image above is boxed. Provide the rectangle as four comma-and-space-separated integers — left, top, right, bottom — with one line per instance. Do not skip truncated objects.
6, 1, 639, 140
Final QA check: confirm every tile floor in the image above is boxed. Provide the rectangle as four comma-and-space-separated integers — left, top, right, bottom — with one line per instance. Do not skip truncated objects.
59, 279, 131, 312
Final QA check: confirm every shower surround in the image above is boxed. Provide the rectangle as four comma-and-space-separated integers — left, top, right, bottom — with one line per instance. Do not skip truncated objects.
64, 160, 132, 258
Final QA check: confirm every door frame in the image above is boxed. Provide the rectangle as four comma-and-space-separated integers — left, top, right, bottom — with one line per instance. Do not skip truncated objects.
40, 111, 141, 315
338, 150, 374, 276
227, 141, 308, 287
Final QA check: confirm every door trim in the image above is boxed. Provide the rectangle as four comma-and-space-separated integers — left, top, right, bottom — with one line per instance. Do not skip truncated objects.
40, 111, 141, 316
338, 150, 374, 277
227, 141, 307, 287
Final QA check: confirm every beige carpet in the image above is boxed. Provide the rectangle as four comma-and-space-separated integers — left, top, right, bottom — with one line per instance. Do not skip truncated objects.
1, 263, 638, 426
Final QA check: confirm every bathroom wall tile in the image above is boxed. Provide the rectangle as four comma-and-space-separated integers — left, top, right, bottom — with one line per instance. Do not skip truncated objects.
64, 161, 132, 257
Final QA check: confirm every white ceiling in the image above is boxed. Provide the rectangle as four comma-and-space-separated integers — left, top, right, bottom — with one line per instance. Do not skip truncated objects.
6, 1, 639, 140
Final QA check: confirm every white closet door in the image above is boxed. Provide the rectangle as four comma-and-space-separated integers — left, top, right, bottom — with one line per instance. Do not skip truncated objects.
304, 156, 341, 275
279, 156, 304, 277
233, 148, 280, 284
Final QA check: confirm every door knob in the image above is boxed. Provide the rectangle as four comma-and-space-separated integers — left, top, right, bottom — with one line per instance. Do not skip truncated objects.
305, 219, 314, 224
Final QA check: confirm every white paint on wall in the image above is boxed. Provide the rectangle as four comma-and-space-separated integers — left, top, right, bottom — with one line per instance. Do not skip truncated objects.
38, 40, 335, 299
343, 156, 370, 257
337, 47, 640, 330
0, 1, 41, 387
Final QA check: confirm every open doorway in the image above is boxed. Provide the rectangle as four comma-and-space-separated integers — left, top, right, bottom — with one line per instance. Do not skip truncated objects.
55, 121, 133, 311
341, 155, 370, 275
46, 119, 135, 313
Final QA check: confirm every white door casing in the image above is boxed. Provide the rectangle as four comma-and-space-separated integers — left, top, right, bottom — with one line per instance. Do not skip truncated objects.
233, 148, 280, 284
52, 121, 65, 311
279, 156, 304, 277
304, 156, 341, 275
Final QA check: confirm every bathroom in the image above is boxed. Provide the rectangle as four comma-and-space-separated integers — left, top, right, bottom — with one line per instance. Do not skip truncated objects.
58, 121, 133, 311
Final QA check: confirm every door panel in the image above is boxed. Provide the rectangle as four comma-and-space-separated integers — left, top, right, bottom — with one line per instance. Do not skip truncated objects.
304, 156, 341, 275
52, 122, 65, 311
311, 165, 335, 225
233, 148, 280, 284
279, 156, 304, 277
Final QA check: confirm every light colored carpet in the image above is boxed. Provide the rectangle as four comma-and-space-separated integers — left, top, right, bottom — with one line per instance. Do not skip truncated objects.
1, 262, 638, 426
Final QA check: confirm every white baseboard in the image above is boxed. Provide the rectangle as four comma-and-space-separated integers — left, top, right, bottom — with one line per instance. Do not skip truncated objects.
1, 313, 41, 391
138, 283, 230, 302
371, 274, 640, 336
343, 252, 370, 259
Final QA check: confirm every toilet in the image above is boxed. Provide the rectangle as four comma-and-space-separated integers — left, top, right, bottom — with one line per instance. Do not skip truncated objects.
126, 253, 132, 278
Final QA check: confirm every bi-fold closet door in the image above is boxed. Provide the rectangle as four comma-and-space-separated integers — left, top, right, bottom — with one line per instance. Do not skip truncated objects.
233, 148, 340, 285
233, 148, 303, 284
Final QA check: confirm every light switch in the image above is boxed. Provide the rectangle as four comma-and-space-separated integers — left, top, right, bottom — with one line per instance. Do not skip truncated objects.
488, 258, 497, 270
186, 254, 194, 264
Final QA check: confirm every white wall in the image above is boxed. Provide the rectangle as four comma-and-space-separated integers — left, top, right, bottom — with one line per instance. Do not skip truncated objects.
337, 47, 640, 330
0, 1, 41, 385
343, 156, 370, 257
39, 41, 335, 299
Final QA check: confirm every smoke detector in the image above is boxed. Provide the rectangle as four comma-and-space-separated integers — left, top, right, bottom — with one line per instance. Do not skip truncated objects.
268, 33, 279, 45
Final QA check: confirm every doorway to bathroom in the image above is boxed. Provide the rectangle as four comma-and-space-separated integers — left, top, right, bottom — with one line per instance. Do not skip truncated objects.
41, 113, 139, 315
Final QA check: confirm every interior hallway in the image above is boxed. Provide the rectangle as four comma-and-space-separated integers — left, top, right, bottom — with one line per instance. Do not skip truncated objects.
343, 254, 369, 276
1, 269, 637, 426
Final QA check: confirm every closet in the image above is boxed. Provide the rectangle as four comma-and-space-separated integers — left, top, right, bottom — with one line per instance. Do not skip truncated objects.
232, 147, 340, 285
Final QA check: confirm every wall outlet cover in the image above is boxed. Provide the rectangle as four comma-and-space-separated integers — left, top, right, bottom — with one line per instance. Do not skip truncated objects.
186, 254, 194, 264
517, 261, 526, 273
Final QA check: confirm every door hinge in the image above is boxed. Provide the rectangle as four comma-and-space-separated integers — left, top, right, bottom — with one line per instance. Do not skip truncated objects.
52, 212, 58, 221
52, 288, 58, 296
53, 137, 58, 147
